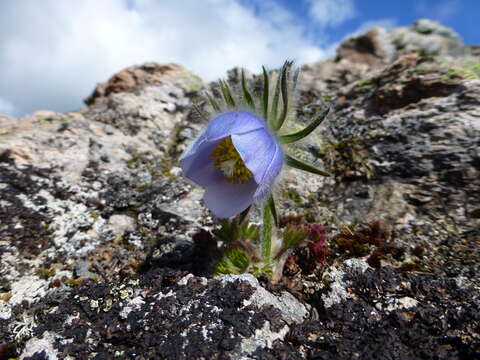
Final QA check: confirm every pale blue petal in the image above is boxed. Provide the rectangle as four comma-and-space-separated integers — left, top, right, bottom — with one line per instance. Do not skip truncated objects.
231, 128, 283, 201
252, 144, 283, 201
179, 137, 222, 187
206, 111, 265, 141
203, 178, 257, 218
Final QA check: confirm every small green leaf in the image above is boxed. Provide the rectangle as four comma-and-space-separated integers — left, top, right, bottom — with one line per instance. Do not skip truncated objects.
285, 154, 331, 177
262, 66, 269, 122
267, 195, 278, 227
279, 105, 330, 144
192, 103, 209, 121
219, 80, 236, 107
275, 60, 292, 131
269, 70, 281, 130
206, 92, 221, 112
215, 247, 250, 275
261, 198, 274, 264
292, 67, 301, 92
241, 69, 255, 110
282, 224, 309, 249
237, 205, 251, 225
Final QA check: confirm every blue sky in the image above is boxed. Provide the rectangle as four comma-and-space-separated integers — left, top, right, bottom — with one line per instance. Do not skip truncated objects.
0, 0, 477, 117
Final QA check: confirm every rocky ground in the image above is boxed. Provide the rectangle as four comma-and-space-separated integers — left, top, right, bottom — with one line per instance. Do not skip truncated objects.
0, 19, 479, 360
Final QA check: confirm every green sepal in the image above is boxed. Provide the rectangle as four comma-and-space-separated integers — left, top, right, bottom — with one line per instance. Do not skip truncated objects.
278, 105, 330, 144
262, 66, 269, 122
219, 80, 236, 107
206, 92, 221, 112
241, 69, 255, 110
285, 154, 331, 177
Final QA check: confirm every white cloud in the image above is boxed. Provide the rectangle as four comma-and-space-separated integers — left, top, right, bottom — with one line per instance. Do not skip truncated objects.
0, 0, 329, 117
0, 97, 15, 116
308, 0, 356, 28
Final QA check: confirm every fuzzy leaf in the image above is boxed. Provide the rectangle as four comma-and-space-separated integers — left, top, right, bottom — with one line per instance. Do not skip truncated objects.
219, 80, 236, 107
279, 105, 330, 144
215, 247, 250, 275
262, 66, 269, 122
269, 69, 281, 130
276, 60, 292, 131
292, 67, 301, 92
192, 103, 209, 121
285, 154, 331, 177
241, 69, 255, 110
206, 92, 221, 112
261, 198, 274, 264
282, 224, 309, 249
267, 195, 278, 227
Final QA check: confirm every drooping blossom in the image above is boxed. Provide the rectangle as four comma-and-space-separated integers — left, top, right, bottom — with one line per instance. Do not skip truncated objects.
180, 61, 330, 219
180, 111, 283, 218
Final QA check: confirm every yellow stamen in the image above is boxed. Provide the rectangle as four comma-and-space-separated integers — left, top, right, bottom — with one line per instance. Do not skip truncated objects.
210, 136, 253, 184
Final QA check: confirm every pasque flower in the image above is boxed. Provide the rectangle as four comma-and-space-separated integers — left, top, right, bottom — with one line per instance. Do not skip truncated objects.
180, 61, 330, 219
180, 111, 283, 218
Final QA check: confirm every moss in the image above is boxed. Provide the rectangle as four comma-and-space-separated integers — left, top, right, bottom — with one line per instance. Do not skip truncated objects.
90, 211, 99, 221
64, 276, 88, 286
445, 60, 480, 80
354, 77, 377, 93
0, 128, 9, 135
399, 261, 428, 272
180, 69, 205, 93
318, 137, 374, 181
281, 188, 302, 205
407, 64, 434, 75
35, 266, 56, 279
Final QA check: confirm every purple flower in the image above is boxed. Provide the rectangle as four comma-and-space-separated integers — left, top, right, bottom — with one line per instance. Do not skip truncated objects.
180, 111, 283, 218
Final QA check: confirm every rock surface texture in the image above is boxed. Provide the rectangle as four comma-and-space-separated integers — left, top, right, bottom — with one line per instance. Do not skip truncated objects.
1, 19, 479, 359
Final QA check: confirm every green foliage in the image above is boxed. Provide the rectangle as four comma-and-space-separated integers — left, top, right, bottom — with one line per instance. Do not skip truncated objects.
446, 60, 480, 80
215, 246, 250, 275
282, 224, 309, 250
285, 154, 331, 177
279, 105, 330, 144
354, 77, 377, 93
318, 137, 373, 180
213, 220, 259, 244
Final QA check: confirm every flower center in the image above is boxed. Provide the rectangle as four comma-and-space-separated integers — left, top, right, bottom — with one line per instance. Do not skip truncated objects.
210, 136, 252, 184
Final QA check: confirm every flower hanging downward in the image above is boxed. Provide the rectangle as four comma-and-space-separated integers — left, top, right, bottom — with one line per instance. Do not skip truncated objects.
180, 61, 330, 220
180, 111, 283, 218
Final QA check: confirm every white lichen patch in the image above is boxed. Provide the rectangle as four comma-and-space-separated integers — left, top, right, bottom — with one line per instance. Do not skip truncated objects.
221, 274, 309, 325
119, 296, 146, 320
383, 297, 419, 312
321, 259, 370, 308
239, 321, 289, 356
19, 332, 59, 360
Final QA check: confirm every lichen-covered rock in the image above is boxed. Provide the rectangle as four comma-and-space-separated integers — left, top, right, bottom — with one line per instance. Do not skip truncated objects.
1, 20, 479, 359
16, 271, 309, 359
